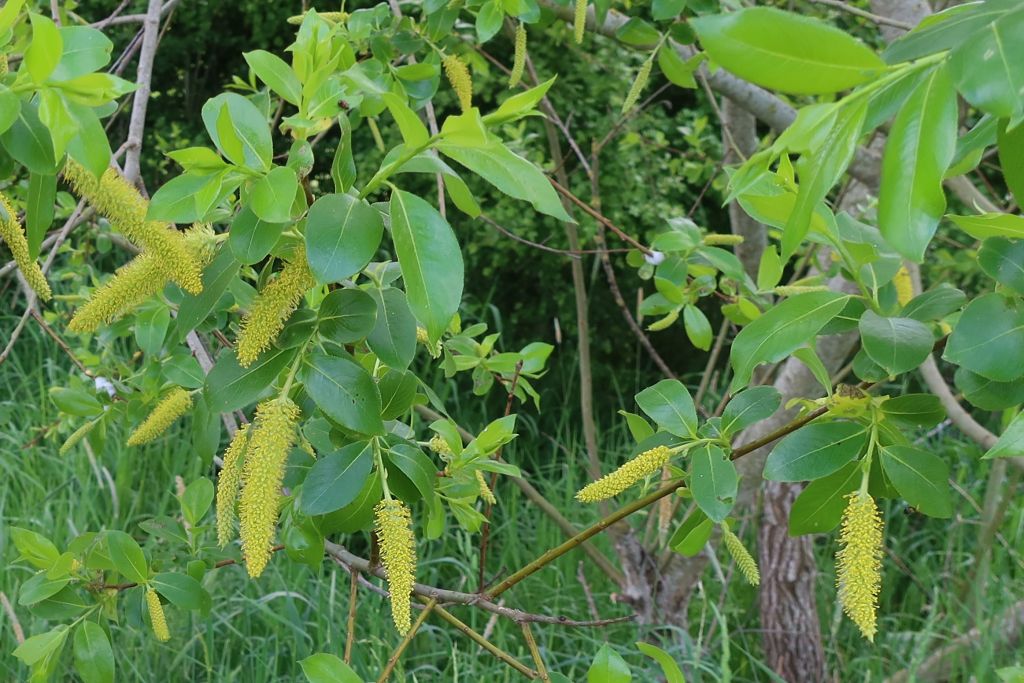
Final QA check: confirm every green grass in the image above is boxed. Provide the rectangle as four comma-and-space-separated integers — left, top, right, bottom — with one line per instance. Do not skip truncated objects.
2, 313, 1022, 681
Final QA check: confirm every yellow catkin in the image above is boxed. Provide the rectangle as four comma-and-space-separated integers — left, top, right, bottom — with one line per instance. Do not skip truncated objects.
145, 588, 171, 642
576, 445, 672, 502
60, 159, 202, 294
428, 434, 453, 457
476, 469, 496, 505
773, 285, 830, 297
239, 398, 300, 578
509, 23, 527, 88
621, 59, 652, 114
375, 499, 417, 634
836, 492, 883, 641
573, 0, 587, 43
0, 193, 51, 301
442, 54, 473, 113
702, 234, 745, 246
0, 54, 7, 78
722, 526, 760, 587
126, 388, 193, 447
893, 265, 913, 307
236, 248, 315, 367
286, 11, 348, 24
59, 420, 97, 456
216, 425, 251, 547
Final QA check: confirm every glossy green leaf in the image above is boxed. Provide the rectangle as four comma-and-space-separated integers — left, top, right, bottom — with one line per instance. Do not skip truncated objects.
244, 50, 301, 105
948, 213, 1024, 240
105, 531, 147, 583
949, 9, 1024, 120
205, 346, 296, 412
229, 206, 284, 265
788, 461, 859, 535
720, 386, 781, 437
984, 411, 1024, 460
383, 92, 430, 147
670, 507, 713, 556
387, 444, 436, 502
588, 643, 632, 683
52, 26, 112, 79
302, 352, 384, 435
691, 7, 884, 95
635, 379, 697, 438
764, 421, 866, 482
379, 369, 418, 420
899, 284, 965, 322
883, 2, 1008, 63
859, 311, 933, 376
878, 65, 958, 262
13, 625, 69, 667
26, 14, 62, 84
944, 293, 1024, 382
73, 622, 114, 683
250, 166, 299, 223
179, 478, 214, 527
636, 642, 685, 683
2, 102, 58, 174
300, 441, 373, 515
18, 574, 70, 606
682, 304, 712, 350
730, 291, 849, 391
175, 247, 240, 340
979, 237, 1024, 294
10, 527, 60, 569
998, 119, 1024, 207
389, 188, 464, 341
955, 367, 1024, 411
152, 572, 210, 611
300, 653, 362, 683
305, 193, 383, 284
880, 445, 951, 518
880, 394, 945, 428
201, 93, 272, 172
483, 76, 556, 125
690, 445, 737, 522
25, 172, 55, 259
318, 288, 377, 344
366, 287, 417, 369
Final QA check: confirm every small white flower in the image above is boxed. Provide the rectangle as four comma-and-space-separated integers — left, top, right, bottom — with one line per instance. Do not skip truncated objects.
644, 250, 665, 266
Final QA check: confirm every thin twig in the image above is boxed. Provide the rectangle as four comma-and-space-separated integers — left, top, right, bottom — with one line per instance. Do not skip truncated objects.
122, 0, 164, 184
520, 623, 551, 682
0, 592, 24, 645
549, 178, 651, 255
808, 0, 915, 30
376, 598, 437, 683
429, 601, 539, 679
345, 569, 359, 664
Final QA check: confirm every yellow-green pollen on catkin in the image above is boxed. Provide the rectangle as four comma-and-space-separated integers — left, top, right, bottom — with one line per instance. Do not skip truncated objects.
145, 587, 171, 642
576, 445, 672, 502
893, 265, 913, 307
236, 248, 315, 367
621, 59, 652, 114
59, 420, 97, 456
0, 192, 52, 301
216, 425, 251, 547
836, 491, 883, 641
375, 499, 417, 634
60, 159, 203, 294
126, 388, 193, 447
0, 53, 8, 78
573, 0, 587, 43
476, 470, 496, 505
702, 233, 745, 246
722, 526, 760, 587
509, 23, 527, 88
238, 398, 300, 578
443, 54, 473, 113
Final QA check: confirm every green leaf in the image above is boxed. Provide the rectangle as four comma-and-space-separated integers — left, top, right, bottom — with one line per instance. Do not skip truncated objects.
793, 346, 833, 395
315, 470, 381, 535
437, 137, 571, 221
984, 411, 1024, 460
783, 99, 867, 256
175, 248, 240, 341
588, 643, 632, 683
788, 461, 859, 535
105, 531, 147, 583
152, 572, 210, 611
0, 86, 18, 135
201, 93, 272, 172
318, 288, 377, 344
389, 188, 464, 341
729, 291, 849, 392
300, 441, 373, 515
383, 92, 430, 147
669, 507, 713, 556
689, 445, 737, 522
379, 369, 418, 420
49, 386, 103, 417
956, 367, 1024, 411
18, 573, 70, 606
720, 386, 781, 437
652, 0, 688, 22
205, 346, 296, 412
883, 2, 1007, 63
10, 528, 60, 569
483, 76, 556, 125
948, 213, 1024, 240
73, 622, 114, 683
229, 207, 284, 265
302, 352, 384, 435
764, 421, 866, 482
657, 46, 702, 89
65, 100, 111, 180
300, 653, 362, 683
13, 625, 69, 666
979, 237, 1024, 294
878, 65, 958, 262
250, 166, 299, 223
2, 102, 58, 174
900, 284, 965, 322
944, 293, 1024, 382
682, 304, 712, 350
179, 477, 214, 527
690, 7, 884, 95
366, 287, 417, 369
331, 114, 357, 192
998, 118, 1024, 208
619, 411, 655, 443
53, 26, 113, 79
244, 50, 302, 105
475, 0, 504, 43
305, 193, 384, 284
148, 172, 223, 223
880, 445, 951, 518
26, 14, 62, 84
880, 394, 945, 428
636, 643, 685, 683
615, 17, 659, 46
134, 303, 170, 357
25, 172, 56, 259
635, 379, 697, 438
859, 310, 933, 376
387, 444, 436, 502
949, 9, 1024, 120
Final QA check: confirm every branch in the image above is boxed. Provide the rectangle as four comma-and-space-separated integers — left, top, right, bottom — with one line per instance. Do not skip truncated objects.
809, 0, 914, 29
122, 0, 164, 184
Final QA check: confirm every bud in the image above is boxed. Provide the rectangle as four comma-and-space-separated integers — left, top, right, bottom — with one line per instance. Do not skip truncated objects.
61, 159, 202, 294
509, 23, 527, 88
145, 587, 171, 642
216, 425, 251, 547
576, 445, 672, 502
0, 193, 51, 301
476, 470, 496, 505
236, 248, 315, 367
375, 499, 417, 634
428, 434, 453, 457
573, 0, 587, 43
126, 388, 193, 447
239, 398, 300, 578
621, 59, 652, 114
722, 525, 760, 586
893, 265, 913, 307
836, 491, 883, 641
442, 55, 473, 113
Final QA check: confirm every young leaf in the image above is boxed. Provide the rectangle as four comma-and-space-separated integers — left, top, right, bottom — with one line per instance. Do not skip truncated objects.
764, 421, 866, 482
105, 531, 148, 583
300, 653, 363, 683
635, 379, 697, 438
244, 50, 302, 105
948, 213, 1024, 240
587, 643, 632, 683
26, 14, 63, 84
670, 507, 713, 556
305, 193, 384, 284
73, 622, 114, 683
690, 444, 737, 522
858, 311, 933, 376
720, 386, 781, 437
983, 411, 1024, 460
635, 642, 685, 683
250, 166, 299, 223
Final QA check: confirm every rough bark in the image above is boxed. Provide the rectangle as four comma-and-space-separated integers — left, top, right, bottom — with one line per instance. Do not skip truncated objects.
723, 99, 766, 278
